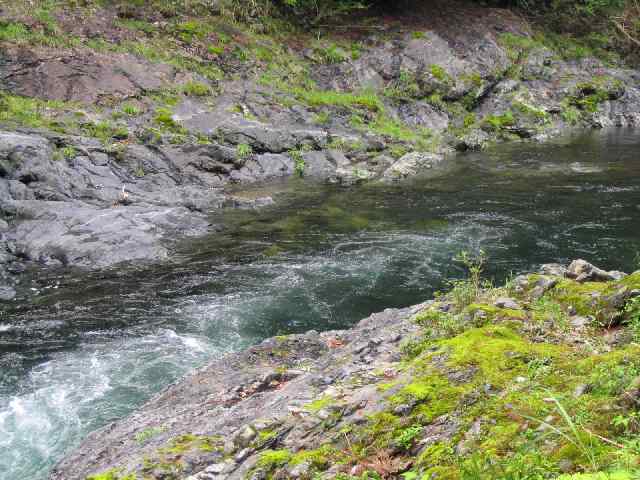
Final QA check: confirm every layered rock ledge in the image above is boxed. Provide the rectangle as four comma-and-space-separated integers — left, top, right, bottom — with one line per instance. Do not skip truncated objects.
51, 260, 640, 480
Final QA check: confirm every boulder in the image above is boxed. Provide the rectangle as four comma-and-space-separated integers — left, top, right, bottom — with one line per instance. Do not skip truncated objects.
494, 297, 521, 310
566, 259, 626, 283
382, 152, 443, 181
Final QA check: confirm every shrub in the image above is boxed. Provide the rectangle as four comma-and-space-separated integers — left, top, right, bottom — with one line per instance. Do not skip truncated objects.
182, 81, 212, 96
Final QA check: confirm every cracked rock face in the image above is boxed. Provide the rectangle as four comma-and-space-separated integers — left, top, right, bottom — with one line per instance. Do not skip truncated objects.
0, 129, 293, 273
48, 304, 425, 480
0, 46, 185, 103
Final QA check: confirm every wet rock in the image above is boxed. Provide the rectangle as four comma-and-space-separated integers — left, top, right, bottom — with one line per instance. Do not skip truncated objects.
49, 305, 421, 480
0, 129, 294, 270
455, 129, 490, 151
300, 151, 336, 179
382, 152, 443, 181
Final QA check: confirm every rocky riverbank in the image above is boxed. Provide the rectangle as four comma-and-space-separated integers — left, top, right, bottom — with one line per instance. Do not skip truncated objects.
50, 259, 640, 480
1, 0, 640, 293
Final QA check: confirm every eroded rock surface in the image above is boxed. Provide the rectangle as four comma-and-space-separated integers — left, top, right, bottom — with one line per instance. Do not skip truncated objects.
49, 261, 640, 479
50, 303, 425, 480
0, 129, 295, 272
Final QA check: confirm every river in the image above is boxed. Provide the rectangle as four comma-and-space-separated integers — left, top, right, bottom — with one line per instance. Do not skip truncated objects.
1, 128, 640, 480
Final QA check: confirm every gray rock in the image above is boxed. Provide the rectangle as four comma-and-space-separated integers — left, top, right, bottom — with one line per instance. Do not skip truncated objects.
540, 263, 568, 277
382, 152, 444, 181
0, 285, 16, 301
494, 297, 521, 310
206, 461, 235, 475
287, 461, 311, 478
1, 46, 180, 103
530, 276, 558, 299
297, 151, 335, 179
455, 129, 490, 151
566, 259, 626, 282
49, 305, 422, 480
570, 316, 591, 329
0, 129, 291, 271
234, 425, 257, 448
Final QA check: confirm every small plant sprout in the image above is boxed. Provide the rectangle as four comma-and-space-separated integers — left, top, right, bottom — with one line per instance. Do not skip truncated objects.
121, 103, 141, 116
289, 149, 306, 177
236, 143, 253, 159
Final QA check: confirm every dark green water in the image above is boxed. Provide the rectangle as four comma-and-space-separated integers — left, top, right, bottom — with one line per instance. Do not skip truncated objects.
1, 129, 640, 480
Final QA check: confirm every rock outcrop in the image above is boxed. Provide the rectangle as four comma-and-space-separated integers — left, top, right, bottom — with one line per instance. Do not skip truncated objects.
49, 261, 640, 480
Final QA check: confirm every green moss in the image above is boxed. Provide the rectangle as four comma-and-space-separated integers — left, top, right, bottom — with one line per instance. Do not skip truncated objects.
384, 70, 421, 100
532, 296, 570, 329
562, 104, 583, 125
313, 111, 330, 125
0, 93, 71, 131
513, 100, 550, 123
556, 471, 635, 480
368, 115, 436, 150
548, 279, 609, 317
305, 396, 334, 413
121, 103, 142, 116
134, 426, 166, 445
0, 18, 78, 48
290, 445, 333, 468
0, 21, 31, 42
57, 146, 77, 160
430, 64, 450, 83
316, 43, 347, 64
464, 303, 526, 320
499, 32, 542, 52
619, 271, 640, 290
395, 375, 464, 423
160, 433, 222, 455
578, 346, 640, 396
86, 469, 136, 480
567, 78, 623, 113
82, 121, 129, 143
395, 423, 423, 449
441, 325, 565, 386
121, 39, 223, 81
257, 449, 292, 468
483, 111, 516, 131
182, 81, 212, 96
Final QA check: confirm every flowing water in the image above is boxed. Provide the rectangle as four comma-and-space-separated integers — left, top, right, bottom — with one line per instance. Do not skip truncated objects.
2, 129, 640, 480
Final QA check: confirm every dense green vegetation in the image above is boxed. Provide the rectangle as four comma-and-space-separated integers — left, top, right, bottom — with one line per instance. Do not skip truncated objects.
223, 0, 638, 54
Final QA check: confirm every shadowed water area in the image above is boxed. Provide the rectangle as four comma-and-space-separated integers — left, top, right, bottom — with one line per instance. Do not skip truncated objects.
1, 129, 640, 480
